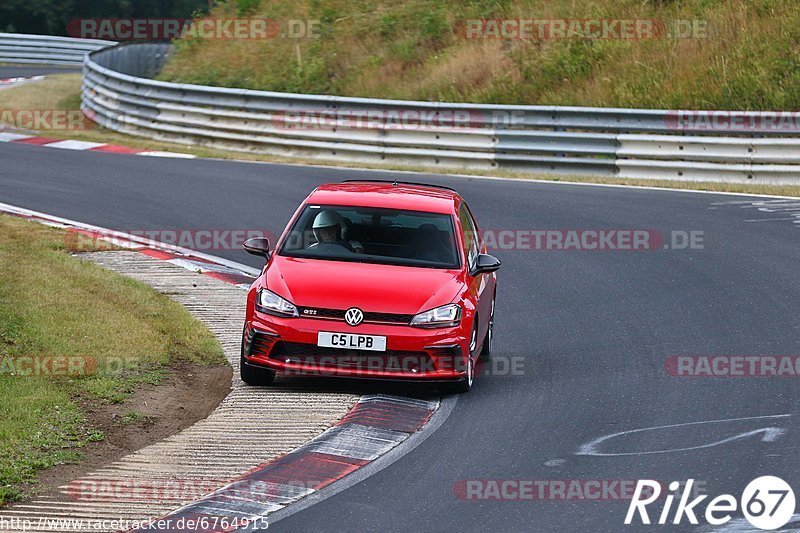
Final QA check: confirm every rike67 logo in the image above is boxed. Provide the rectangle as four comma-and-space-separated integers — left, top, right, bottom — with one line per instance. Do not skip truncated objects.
626, 477, 796, 530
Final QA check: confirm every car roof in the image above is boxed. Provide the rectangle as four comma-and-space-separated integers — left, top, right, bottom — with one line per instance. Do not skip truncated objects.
306, 181, 462, 214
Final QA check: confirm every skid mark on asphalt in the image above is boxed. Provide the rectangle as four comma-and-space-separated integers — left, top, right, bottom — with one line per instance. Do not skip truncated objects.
576, 414, 792, 457
697, 512, 800, 532
710, 199, 800, 226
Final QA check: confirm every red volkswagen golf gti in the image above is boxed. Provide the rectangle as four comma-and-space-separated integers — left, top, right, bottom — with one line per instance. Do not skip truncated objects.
240, 180, 500, 393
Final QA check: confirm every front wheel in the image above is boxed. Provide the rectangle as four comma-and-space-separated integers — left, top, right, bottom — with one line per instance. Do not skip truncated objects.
443, 322, 478, 394
240, 344, 275, 386
479, 296, 495, 361
445, 354, 474, 394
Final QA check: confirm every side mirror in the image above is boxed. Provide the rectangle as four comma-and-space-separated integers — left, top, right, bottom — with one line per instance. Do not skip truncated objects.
471, 254, 501, 276
243, 237, 271, 259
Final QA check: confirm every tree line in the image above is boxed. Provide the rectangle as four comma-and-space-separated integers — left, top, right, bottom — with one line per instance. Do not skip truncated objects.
1, 0, 212, 36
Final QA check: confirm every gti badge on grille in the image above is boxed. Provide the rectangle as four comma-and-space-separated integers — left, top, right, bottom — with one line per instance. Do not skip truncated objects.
344, 307, 364, 326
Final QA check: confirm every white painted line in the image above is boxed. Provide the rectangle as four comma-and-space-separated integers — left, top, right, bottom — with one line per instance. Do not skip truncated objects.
44, 139, 107, 151
0, 132, 33, 142
167, 258, 209, 273
744, 217, 799, 222
139, 151, 197, 159
0, 201, 261, 277
38, 221, 70, 229
167, 258, 247, 275
96, 236, 142, 249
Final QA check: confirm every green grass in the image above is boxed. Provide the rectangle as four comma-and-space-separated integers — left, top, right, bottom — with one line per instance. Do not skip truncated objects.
0, 215, 226, 504
156, 0, 800, 110
119, 411, 152, 425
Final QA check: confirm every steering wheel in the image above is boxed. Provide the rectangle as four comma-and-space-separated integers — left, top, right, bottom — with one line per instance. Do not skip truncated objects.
309, 241, 355, 253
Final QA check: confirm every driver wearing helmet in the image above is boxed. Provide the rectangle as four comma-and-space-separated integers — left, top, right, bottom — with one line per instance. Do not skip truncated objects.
310, 210, 365, 253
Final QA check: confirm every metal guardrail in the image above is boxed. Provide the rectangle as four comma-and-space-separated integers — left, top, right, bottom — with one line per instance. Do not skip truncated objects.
0, 33, 112, 66
17, 38, 791, 184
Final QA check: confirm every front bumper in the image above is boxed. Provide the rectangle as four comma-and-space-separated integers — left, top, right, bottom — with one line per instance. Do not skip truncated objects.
243, 313, 470, 381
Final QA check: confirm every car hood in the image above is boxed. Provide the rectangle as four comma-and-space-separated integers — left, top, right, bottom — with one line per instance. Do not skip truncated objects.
266, 256, 464, 314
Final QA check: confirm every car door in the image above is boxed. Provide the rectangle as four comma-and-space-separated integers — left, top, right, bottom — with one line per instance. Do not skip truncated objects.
459, 204, 492, 352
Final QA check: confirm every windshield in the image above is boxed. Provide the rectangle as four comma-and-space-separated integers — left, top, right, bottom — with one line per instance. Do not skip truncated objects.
278, 205, 460, 269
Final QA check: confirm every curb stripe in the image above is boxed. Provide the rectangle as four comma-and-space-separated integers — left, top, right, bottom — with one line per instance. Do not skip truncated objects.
338, 401, 433, 433
0, 132, 33, 142
204, 271, 257, 286
246, 452, 367, 489
2, 131, 194, 159
45, 139, 107, 150
89, 144, 145, 154
0, 201, 261, 276
0, 204, 258, 290
138, 151, 197, 159
132, 396, 438, 532
15, 135, 61, 145
301, 424, 408, 461
139, 248, 179, 261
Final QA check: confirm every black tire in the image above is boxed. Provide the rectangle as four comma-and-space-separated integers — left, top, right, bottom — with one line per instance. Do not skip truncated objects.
479, 296, 495, 361
240, 342, 276, 386
442, 321, 478, 394
449, 355, 474, 394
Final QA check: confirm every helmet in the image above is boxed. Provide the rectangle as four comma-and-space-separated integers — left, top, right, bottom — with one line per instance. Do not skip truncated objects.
312, 210, 345, 241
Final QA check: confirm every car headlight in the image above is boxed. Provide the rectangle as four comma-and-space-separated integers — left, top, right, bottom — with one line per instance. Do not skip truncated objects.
410, 304, 462, 328
256, 289, 298, 317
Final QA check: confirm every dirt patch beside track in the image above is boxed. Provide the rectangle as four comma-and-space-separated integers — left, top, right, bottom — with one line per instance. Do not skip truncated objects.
27, 361, 232, 504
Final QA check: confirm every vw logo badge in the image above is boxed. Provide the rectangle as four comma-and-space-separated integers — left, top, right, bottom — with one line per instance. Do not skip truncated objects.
344, 307, 364, 326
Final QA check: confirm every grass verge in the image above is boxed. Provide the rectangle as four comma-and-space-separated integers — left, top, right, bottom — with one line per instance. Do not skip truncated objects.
159, 0, 800, 111
0, 214, 226, 505
1, 74, 799, 198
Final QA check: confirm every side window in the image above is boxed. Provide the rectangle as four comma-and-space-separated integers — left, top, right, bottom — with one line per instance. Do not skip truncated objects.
459, 205, 479, 270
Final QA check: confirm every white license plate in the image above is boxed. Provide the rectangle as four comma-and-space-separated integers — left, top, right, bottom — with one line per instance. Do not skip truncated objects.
317, 332, 387, 352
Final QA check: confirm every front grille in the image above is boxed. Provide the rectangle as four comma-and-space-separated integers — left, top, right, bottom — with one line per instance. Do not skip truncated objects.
298, 307, 413, 325
299, 307, 341, 320
270, 341, 433, 372
364, 311, 414, 324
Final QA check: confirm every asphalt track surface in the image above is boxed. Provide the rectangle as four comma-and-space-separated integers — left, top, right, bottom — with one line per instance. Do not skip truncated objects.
2, 137, 799, 532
